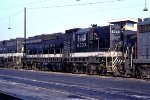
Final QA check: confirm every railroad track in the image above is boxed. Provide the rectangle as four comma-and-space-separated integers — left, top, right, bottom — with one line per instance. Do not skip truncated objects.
0, 91, 22, 100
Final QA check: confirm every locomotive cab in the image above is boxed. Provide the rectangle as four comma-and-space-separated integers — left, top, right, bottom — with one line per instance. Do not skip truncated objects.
75, 26, 110, 52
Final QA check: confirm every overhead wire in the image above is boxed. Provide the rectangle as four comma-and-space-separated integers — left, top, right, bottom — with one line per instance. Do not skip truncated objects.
26, 4, 144, 21
28, 0, 123, 9
1, 0, 146, 24
0, 10, 23, 22
1, 0, 49, 11
0, 0, 123, 22
0, 0, 48, 22
10, 10, 23, 17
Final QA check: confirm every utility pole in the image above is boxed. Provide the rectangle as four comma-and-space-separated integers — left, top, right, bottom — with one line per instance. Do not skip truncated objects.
24, 7, 26, 56
23, 7, 26, 69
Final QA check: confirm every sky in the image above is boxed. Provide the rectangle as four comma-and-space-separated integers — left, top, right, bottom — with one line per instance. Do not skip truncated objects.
0, 0, 149, 40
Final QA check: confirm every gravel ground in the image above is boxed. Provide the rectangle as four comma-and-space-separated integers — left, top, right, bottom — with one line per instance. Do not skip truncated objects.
0, 68, 149, 100
0, 79, 88, 100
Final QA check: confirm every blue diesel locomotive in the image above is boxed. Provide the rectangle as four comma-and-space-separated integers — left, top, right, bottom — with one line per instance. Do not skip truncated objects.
0, 38, 24, 68
0, 18, 142, 77
24, 33, 64, 71
22, 22, 136, 76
